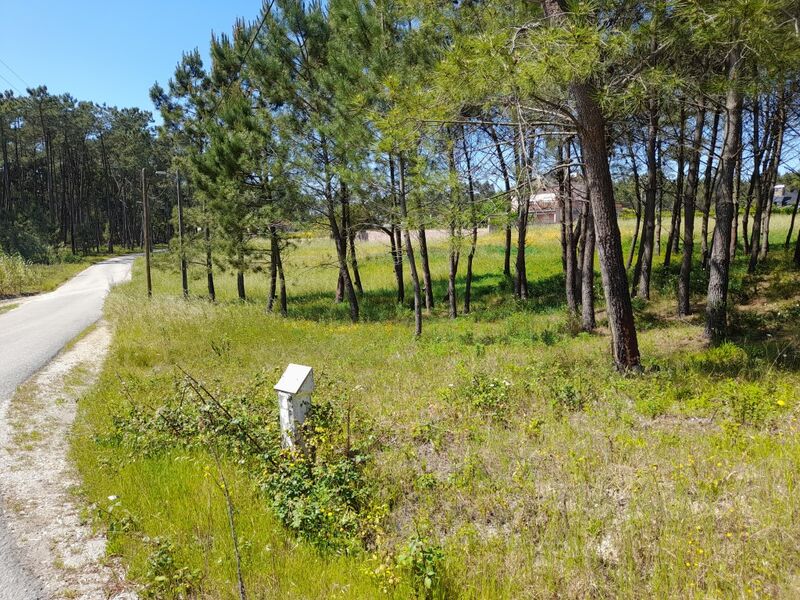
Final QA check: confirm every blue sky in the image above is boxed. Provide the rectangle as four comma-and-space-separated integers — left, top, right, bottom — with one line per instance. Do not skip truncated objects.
0, 0, 262, 113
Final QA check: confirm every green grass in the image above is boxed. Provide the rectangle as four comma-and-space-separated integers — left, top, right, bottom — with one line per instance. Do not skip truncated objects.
0, 252, 125, 298
72, 216, 800, 598
0, 302, 20, 315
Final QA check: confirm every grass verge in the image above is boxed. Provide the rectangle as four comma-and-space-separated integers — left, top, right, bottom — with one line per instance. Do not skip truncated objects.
73, 216, 800, 598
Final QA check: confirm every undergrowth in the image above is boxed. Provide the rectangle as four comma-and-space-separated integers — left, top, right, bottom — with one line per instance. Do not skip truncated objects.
72, 217, 800, 598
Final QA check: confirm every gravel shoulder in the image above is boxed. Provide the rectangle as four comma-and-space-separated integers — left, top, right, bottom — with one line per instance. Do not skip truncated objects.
0, 321, 136, 599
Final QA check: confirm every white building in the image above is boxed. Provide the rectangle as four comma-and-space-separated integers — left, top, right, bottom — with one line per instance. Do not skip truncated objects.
774, 184, 798, 208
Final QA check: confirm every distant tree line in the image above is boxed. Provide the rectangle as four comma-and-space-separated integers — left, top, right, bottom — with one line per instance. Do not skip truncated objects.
0, 87, 169, 261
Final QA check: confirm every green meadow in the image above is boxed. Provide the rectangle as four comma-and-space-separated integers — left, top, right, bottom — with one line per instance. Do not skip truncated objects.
72, 216, 800, 599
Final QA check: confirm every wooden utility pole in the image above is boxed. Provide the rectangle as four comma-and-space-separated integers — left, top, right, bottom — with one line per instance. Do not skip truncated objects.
142, 168, 152, 297
176, 170, 188, 298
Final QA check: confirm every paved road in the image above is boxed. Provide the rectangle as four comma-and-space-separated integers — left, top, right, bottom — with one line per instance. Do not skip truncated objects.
0, 255, 134, 599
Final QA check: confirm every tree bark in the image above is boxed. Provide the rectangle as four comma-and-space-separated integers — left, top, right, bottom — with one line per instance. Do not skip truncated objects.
581, 201, 596, 331
513, 118, 530, 300
706, 47, 743, 343
487, 124, 513, 277
398, 154, 422, 336
268, 226, 278, 312
757, 91, 786, 263
730, 142, 742, 258
276, 237, 287, 316
462, 126, 478, 315
322, 140, 358, 322
205, 222, 216, 302
747, 98, 767, 272
541, 0, 640, 369
388, 155, 405, 303
634, 95, 659, 300
795, 217, 800, 267
678, 102, 706, 316
558, 142, 578, 315
786, 195, 800, 248
418, 224, 434, 312
626, 136, 643, 271
237, 270, 246, 301
665, 107, 686, 268
447, 142, 460, 319
701, 110, 721, 269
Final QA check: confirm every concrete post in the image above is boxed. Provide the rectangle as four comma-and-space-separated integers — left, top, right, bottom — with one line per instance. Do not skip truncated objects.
274, 364, 314, 449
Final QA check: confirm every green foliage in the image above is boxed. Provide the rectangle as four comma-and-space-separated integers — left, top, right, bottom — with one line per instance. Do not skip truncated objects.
551, 380, 585, 417
262, 398, 383, 553
445, 371, 511, 421
691, 343, 749, 376
73, 213, 800, 597
1, 89, 163, 258
110, 374, 382, 556
721, 381, 774, 427
140, 537, 201, 600
0, 253, 36, 296
634, 390, 673, 418
396, 536, 446, 599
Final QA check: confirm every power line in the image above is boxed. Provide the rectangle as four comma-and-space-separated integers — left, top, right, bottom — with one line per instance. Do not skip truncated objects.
0, 71, 21, 95
0, 57, 30, 89
206, 0, 275, 122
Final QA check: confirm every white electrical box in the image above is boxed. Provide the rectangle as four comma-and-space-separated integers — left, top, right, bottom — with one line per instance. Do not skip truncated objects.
274, 364, 314, 448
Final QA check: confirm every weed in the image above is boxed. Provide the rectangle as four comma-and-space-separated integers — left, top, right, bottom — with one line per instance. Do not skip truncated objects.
551, 380, 584, 417
71, 217, 800, 598
141, 537, 201, 600
396, 536, 446, 599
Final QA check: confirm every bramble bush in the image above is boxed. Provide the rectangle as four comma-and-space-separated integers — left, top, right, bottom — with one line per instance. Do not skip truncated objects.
109, 374, 385, 555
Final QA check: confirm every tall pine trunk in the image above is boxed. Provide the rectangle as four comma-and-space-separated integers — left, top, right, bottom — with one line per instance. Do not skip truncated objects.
205, 223, 216, 302
574, 84, 640, 368
757, 91, 786, 263
237, 270, 246, 301
581, 202, 596, 331
388, 154, 405, 303
487, 124, 513, 277
665, 107, 686, 268
701, 110, 721, 269
706, 47, 743, 343
513, 117, 530, 300
418, 224, 434, 312
447, 141, 460, 319
634, 96, 659, 300
268, 226, 278, 312
462, 126, 478, 315
678, 102, 706, 316
786, 196, 800, 248
541, 0, 641, 369
322, 139, 358, 322
558, 142, 578, 315
746, 98, 767, 272
626, 137, 643, 271
398, 154, 422, 336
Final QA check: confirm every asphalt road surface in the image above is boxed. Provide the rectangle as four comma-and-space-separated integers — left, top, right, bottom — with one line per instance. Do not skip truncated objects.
0, 255, 134, 599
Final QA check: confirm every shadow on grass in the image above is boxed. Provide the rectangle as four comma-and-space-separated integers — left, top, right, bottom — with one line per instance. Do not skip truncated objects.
279, 271, 569, 325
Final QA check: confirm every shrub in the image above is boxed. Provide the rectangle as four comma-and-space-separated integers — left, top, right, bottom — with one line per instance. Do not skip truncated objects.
551, 381, 585, 418
634, 391, 673, 418
722, 381, 773, 427
141, 537, 201, 600
691, 343, 749, 375
111, 376, 383, 554
446, 372, 512, 421
396, 536, 445, 599
0, 253, 38, 296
